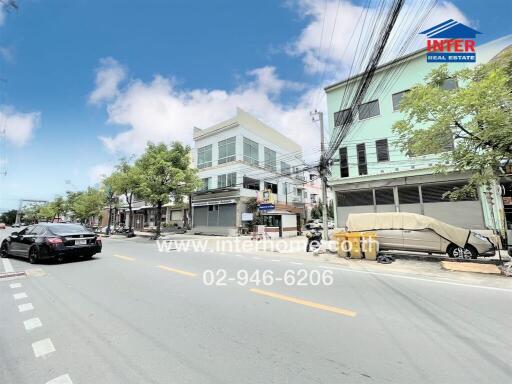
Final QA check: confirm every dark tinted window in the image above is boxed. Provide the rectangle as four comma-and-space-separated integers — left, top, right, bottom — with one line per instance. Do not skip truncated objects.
243, 176, 260, 191
264, 182, 278, 194
358, 100, 380, 120
376, 139, 389, 162
356, 143, 367, 176
398, 186, 420, 204
336, 190, 373, 207
375, 188, 394, 205
334, 108, 353, 127
392, 90, 409, 111
421, 182, 476, 202
339, 147, 349, 178
47, 224, 88, 234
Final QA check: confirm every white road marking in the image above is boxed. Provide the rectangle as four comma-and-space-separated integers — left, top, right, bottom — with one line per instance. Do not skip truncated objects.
10, 282, 22, 289
18, 303, 34, 312
2, 258, 14, 273
319, 266, 512, 292
46, 374, 73, 384
24, 317, 42, 331
252, 257, 261, 260
271, 259, 281, 262
289, 262, 304, 266
13, 292, 28, 300
32, 338, 56, 357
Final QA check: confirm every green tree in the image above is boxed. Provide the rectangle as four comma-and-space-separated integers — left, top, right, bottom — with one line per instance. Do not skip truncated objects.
21, 204, 42, 224
64, 191, 83, 221
37, 204, 56, 222
392, 49, 512, 199
50, 196, 67, 221
135, 142, 200, 238
104, 159, 140, 231
0, 209, 17, 225
72, 187, 105, 224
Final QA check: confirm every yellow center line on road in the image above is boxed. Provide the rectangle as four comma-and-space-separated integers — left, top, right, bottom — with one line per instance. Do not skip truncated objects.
250, 288, 357, 318
157, 265, 197, 277
113, 254, 135, 261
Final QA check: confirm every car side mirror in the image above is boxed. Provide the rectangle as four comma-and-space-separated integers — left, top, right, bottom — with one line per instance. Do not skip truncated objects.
11, 232, 18, 237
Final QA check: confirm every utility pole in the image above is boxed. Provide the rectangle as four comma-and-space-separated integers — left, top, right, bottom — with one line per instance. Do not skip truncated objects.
311, 110, 329, 241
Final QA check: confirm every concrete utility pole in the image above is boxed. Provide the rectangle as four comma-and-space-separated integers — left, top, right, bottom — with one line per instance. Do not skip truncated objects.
310, 110, 329, 241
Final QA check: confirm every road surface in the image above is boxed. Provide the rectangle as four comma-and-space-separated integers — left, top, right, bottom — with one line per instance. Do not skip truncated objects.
1, 230, 511, 384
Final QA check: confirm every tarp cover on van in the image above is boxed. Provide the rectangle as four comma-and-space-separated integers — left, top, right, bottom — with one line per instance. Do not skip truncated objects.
346, 212, 470, 248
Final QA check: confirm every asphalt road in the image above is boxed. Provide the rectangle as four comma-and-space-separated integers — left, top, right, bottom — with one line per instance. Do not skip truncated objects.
1, 229, 512, 384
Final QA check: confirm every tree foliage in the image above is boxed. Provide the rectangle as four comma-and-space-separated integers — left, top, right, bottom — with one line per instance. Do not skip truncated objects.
392, 48, 512, 199
135, 142, 200, 237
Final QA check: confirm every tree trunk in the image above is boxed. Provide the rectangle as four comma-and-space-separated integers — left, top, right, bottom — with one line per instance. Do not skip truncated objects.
155, 201, 162, 238
126, 193, 133, 231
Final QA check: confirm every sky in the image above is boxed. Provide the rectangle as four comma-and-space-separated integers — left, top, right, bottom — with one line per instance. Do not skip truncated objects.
0, 0, 511, 210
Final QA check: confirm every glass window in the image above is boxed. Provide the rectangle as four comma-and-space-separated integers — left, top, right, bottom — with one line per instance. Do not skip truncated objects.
392, 90, 409, 111
441, 78, 458, 90
375, 188, 394, 205
219, 173, 236, 188
281, 162, 291, 174
243, 176, 260, 191
334, 108, 353, 127
197, 145, 212, 169
398, 185, 420, 204
264, 181, 278, 194
200, 177, 211, 191
339, 147, 349, 178
243, 137, 259, 166
358, 100, 380, 120
264, 147, 277, 172
218, 137, 236, 164
336, 190, 373, 207
356, 143, 367, 176
376, 139, 389, 162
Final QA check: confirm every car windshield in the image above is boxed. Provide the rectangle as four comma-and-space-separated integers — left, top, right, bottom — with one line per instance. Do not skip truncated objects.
47, 224, 88, 234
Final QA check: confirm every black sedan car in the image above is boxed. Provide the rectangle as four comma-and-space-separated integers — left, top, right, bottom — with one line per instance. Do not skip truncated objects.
1, 223, 102, 263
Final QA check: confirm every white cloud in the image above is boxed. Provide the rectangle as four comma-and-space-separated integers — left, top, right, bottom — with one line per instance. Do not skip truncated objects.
289, 0, 469, 76
1, 106, 40, 146
88, 163, 114, 183
94, 62, 319, 156
88, 57, 126, 105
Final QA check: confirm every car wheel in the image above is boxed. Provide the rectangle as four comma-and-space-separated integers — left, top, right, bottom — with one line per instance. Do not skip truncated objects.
448, 244, 478, 260
1, 242, 9, 258
28, 247, 39, 264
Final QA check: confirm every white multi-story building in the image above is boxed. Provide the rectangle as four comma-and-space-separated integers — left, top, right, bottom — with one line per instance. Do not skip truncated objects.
191, 108, 306, 236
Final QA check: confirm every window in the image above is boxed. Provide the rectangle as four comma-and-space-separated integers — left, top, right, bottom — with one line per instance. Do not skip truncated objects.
218, 136, 236, 164
376, 139, 389, 162
243, 137, 259, 166
303, 191, 308, 199
200, 177, 211, 191
398, 185, 420, 204
334, 108, 353, 127
356, 143, 367, 176
421, 182, 476, 203
310, 194, 318, 203
339, 147, 349, 178
218, 173, 236, 188
264, 181, 278, 194
264, 147, 277, 171
197, 145, 212, 169
281, 161, 291, 174
441, 78, 458, 90
358, 100, 380, 120
336, 190, 373, 206
375, 188, 394, 205
243, 176, 260, 191
392, 90, 409, 111
208, 205, 219, 212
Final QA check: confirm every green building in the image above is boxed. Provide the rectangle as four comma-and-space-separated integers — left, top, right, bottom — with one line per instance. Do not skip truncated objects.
325, 35, 512, 233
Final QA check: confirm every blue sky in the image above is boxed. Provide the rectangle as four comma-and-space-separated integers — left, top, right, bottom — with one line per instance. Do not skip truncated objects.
0, 0, 510, 210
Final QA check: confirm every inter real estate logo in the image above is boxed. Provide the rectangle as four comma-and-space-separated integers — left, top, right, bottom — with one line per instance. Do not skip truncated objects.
420, 19, 481, 63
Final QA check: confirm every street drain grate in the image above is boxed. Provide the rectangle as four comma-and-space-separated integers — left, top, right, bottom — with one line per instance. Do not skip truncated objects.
0, 271, 26, 279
